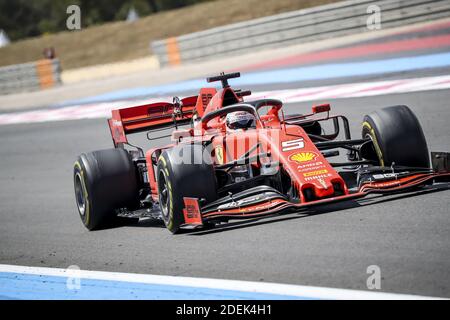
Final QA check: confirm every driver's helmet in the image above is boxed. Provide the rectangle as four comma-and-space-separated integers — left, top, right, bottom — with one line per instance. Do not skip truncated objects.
225, 111, 256, 130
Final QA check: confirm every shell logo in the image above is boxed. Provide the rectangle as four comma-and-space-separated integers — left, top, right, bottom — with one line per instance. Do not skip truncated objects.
289, 152, 318, 163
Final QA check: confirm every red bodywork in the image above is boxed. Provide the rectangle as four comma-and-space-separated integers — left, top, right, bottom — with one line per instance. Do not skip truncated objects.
108, 85, 450, 226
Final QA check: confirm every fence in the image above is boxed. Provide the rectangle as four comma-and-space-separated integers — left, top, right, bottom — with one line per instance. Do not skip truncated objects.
0, 59, 61, 95
152, 0, 450, 66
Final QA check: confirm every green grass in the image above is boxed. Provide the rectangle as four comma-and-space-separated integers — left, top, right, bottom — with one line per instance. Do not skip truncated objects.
0, 0, 339, 70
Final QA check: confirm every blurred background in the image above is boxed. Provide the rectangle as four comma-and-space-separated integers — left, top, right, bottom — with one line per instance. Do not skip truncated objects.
0, 0, 336, 69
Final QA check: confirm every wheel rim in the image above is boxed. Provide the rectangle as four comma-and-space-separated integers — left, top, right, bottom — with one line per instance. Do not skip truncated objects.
158, 170, 170, 220
74, 172, 86, 216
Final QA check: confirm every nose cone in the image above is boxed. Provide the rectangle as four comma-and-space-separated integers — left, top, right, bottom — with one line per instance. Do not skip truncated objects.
306, 175, 336, 198
315, 184, 336, 198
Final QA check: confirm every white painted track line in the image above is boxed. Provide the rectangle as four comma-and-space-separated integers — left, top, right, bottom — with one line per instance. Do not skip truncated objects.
0, 264, 444, 300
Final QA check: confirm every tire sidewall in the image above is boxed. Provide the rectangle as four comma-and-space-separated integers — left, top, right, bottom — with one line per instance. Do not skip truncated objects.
156, 144, 217, 233
362, 105, 430, 168
73, 148, 138, 230
74, 155, 104, 230
157, 152, 180, 232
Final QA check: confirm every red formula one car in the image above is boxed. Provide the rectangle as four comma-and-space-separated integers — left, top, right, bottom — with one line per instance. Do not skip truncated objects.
73, 72, 450, 233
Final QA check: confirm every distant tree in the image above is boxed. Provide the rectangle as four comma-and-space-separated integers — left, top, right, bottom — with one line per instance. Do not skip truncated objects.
148, 0, 159, 13
0, 0, 213, 41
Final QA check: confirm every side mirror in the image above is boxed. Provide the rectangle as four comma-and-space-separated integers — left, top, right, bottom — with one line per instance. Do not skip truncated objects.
312, 103, 331, 114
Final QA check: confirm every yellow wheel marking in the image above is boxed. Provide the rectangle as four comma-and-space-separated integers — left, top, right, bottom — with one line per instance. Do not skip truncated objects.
167, 180, 174, 229
74, 161, 90, 225
164, 178, 173, 230
158, 155, 174, 230
159, 155, 167, 166
363, 121, 384, 167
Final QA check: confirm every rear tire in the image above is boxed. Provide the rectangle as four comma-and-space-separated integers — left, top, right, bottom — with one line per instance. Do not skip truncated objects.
156, 144, 217, 234
362, 105, 430, 168
73, 148, 138, 230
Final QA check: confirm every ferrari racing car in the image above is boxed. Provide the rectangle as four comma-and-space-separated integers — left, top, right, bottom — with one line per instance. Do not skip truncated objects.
73, 72, 450, 233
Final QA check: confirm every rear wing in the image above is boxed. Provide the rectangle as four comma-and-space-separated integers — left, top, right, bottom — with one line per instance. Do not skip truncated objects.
108, 95, 197, 147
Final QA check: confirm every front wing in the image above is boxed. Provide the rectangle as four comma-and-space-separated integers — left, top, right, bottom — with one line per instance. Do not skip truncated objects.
181, 172, 450, 229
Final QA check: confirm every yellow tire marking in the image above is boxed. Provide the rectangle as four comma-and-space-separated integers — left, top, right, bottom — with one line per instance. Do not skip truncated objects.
159, 155, 167, 166
74, 161, 90, 225
362, 121, 384, 167
159, 155, 174, 230
165, 178, 174, 230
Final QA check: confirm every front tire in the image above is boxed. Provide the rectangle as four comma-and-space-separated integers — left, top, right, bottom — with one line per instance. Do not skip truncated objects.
362, 105, 430, 168
73, 148, 138, 230
156, 144, 217, 234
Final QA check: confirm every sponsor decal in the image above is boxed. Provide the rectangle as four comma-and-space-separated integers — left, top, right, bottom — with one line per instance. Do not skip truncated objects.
218, 195, 262, 210
372, 173, 398, 180
305, 174, 332, 182
297, 161, 324, 171
368, 180, 401, 188
201, 93, 213, 109
182, 198, 202, 225
215, 145, 224, 165
282, 138, 304, 152
303, 169, 328, 177
290, 152, 319, 164
185, 205, 198, 218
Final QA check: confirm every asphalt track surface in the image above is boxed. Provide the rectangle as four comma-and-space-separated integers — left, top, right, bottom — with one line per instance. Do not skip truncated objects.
0, 86, 449, 298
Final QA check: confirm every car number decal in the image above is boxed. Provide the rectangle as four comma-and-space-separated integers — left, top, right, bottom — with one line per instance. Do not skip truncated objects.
282, 138, 304, 152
